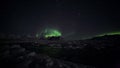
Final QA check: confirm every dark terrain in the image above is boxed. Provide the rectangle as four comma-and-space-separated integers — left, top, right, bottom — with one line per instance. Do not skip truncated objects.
0, 35, 120, 68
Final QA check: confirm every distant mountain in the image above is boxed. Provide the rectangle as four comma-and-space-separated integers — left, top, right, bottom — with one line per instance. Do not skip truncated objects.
88, 34, 120, 41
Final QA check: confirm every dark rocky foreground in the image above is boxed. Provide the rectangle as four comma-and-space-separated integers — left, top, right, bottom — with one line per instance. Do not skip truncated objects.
0, 44, 94, 68
0, 35, 120, 68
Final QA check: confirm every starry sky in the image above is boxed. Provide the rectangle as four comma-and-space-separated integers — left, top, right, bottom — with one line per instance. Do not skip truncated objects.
1, 0, 120, 40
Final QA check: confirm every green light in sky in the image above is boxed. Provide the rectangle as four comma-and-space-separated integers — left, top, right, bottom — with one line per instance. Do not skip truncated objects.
44, 29, 62, 38
82, 31, 120, 40
36, 28, 62, 38
97, 31, 120, 37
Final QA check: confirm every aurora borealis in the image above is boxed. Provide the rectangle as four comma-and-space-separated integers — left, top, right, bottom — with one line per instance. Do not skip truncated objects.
0, 0, 120, 40
80, 31, 120, 40
44, 29, 62, 38
1, 0, 120, 68
97, 32, 120, 37
36, 29, 62, 38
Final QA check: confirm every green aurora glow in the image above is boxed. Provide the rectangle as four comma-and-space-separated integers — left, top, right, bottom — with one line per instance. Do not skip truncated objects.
44, 29, 62, 38
81, 31, 120, 40
36, 29, 62, 38
97, 31, 120, 37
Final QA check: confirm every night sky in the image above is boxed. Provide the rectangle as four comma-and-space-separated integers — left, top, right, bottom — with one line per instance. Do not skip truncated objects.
1, 0, 120, 40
